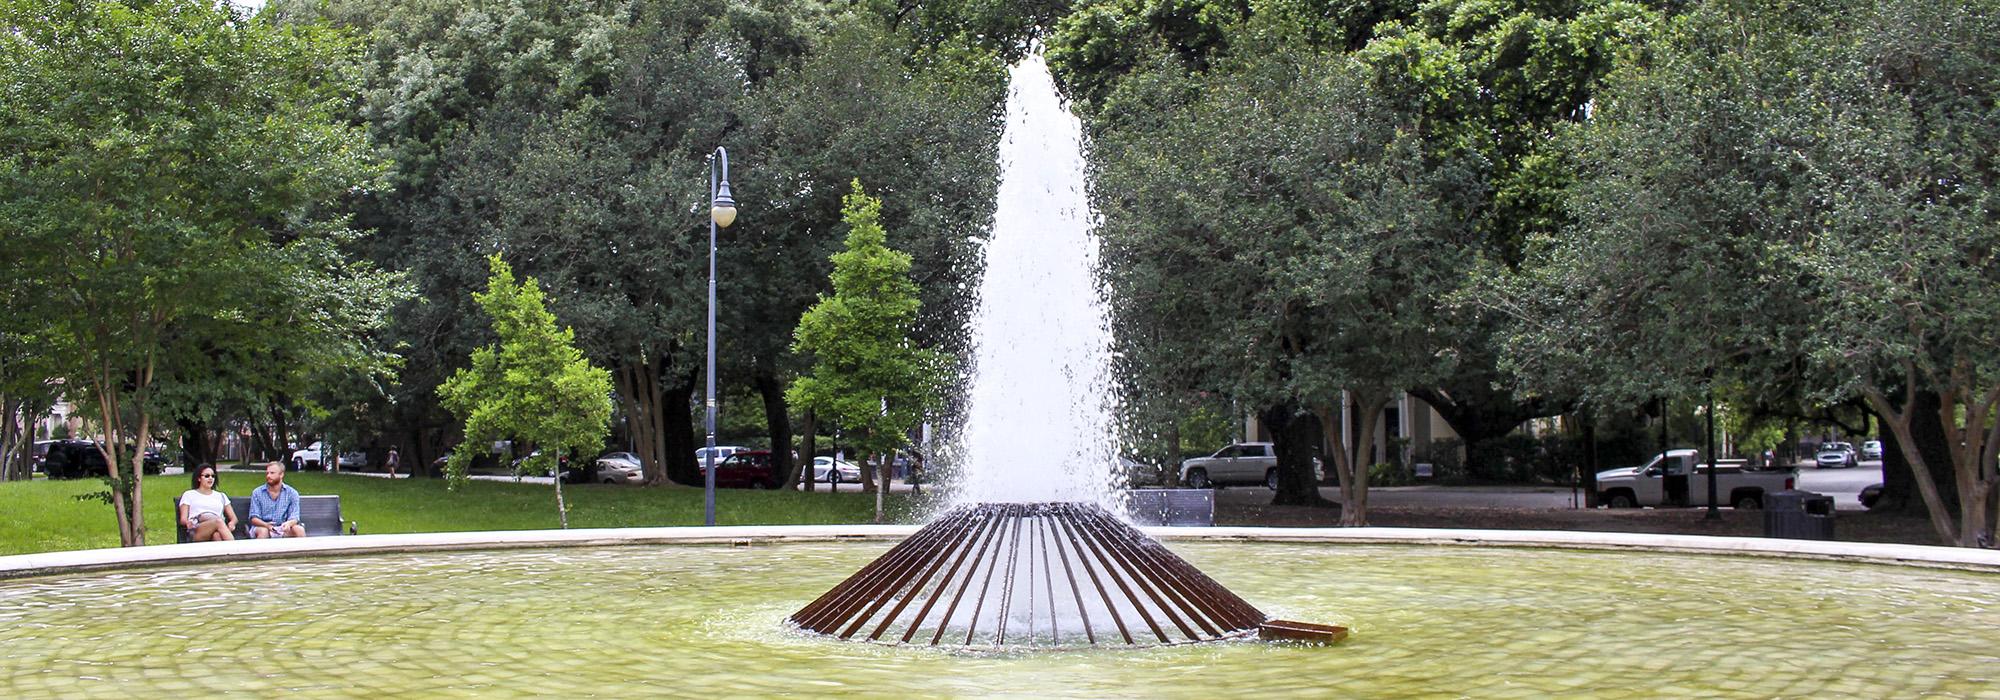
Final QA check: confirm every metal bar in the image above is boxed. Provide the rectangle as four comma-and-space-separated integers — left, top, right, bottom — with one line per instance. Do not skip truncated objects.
960, 504, 1020, 645
865, 508, 994, 641
791, 507, 963, 627
1072, 507, 1203, 640
796, 507, 969, 632
1144, 537, 1265, 630
994, 504, 1028, 646
1080, 505, 1244, 635
834, 506, 990, 639
1063, 504, 1169, 644
1044, 502, 1096, 645
1050, 504, 1136, 645
1036, 511, 1060, 642
925, 505, 1013, 645
1020, 506, 1039, 645
896, 507, 1003, 644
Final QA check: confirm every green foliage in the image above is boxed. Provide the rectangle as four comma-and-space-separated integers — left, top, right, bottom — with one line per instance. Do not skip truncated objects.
273, 0, 1007, 486
1369, 461, 1414, 487
438, 256, 613, 490
1491, 0, 2000, 544
786, 182, 945, 460
853, 0, 1071, 62
1093, 42, 1473, 414
0, 0, 402, 543
731, 12, 1004, 408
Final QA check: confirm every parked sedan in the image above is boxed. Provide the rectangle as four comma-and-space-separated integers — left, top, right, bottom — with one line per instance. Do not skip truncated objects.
511, 450, 587, 482
809, 456, 862, 485
1861, 440, 1884, 461
1120, 455, 1160, 487
706, 450, 781, 489
592, 452, 644, 484
1815, 442, 1858, 468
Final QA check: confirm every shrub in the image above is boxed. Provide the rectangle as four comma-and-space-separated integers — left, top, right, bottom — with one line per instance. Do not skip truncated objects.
1369, 461, 1414, 487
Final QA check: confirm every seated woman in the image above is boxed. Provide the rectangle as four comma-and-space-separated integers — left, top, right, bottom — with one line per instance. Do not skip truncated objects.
178, 464, 237, 542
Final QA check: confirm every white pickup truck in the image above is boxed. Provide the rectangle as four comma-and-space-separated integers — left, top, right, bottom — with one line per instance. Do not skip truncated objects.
1595, 449, 1796, 509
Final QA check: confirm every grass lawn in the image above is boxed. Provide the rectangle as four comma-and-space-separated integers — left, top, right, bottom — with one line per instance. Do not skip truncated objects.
0, 471, 921, 556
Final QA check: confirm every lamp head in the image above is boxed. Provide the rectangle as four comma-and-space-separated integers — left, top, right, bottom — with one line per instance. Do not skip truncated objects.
711, 180, 737, 228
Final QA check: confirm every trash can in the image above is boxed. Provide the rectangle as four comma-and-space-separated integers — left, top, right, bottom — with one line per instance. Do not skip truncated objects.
1763, 490, 1835, 540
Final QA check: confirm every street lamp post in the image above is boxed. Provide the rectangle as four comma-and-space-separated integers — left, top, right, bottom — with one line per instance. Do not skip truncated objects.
705, 147, 737, 527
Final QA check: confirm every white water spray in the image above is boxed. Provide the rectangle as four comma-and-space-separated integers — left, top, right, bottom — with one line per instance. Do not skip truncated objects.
951, 55, 1118, 506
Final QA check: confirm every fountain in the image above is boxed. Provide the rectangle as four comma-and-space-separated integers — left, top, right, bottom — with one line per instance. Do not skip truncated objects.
792, 55, 1339, 648
2, 54, 1998, 698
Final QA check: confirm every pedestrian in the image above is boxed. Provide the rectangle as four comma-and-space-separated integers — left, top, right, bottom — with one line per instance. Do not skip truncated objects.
385, 446, 400, 478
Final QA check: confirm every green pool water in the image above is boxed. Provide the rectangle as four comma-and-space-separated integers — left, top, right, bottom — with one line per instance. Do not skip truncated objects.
2, 542, 1995, 698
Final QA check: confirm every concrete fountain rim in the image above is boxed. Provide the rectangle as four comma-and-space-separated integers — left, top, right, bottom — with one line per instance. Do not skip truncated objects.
2, 524, 1996, 581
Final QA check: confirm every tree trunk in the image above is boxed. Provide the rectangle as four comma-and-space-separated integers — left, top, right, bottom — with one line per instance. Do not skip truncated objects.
1867, 387, 1958, 544
1316, 390, 1390, 527
1938, 380, 1999, 548
0, 395, 20, 482
1583, 410, 1600, 507
615, 358, 678, 487
247, 410, 277, 463
1875, 391, 1956, 515
1345, 390, 1388, 526
662, 368, 701, 485
269, 399, 293, 463
857, 432, 877, 493
96, 356, 154, 546
874, 454, 887, 523
754, 365, 796, 488
1263, 403, 1331, 507
1163, 419, 1182, 487
408, 427, 437, 479
15, 409, 33, 481
178, 417, 213, 468
798, 409, 818, 492
552, 447, 570, 529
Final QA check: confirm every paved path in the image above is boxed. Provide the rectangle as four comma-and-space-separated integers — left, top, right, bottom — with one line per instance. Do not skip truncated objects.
1793, 459, 1884, 511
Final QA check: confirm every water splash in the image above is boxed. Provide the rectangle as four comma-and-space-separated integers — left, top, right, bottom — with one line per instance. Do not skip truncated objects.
951, 54, 1117, 506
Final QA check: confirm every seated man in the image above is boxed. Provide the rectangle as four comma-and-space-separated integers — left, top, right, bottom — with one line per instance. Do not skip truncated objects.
248, 461, 307, 538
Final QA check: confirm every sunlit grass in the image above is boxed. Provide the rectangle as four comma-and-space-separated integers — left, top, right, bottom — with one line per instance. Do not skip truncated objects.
0, 470, 917, 556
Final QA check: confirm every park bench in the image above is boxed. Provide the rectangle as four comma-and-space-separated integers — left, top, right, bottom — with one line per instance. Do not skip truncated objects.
173, 494, 357, 543
1124, 488, 1215, 526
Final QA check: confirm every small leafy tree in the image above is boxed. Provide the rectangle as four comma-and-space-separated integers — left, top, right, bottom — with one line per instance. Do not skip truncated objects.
788, 181, 944, 522
439, 255, 613, 528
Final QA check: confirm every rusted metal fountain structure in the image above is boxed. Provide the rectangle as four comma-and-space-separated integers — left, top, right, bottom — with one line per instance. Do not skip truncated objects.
789, 502, 1345, 648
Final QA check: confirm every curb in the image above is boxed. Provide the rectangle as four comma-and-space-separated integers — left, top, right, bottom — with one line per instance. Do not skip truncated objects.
2, 524, 1995, 581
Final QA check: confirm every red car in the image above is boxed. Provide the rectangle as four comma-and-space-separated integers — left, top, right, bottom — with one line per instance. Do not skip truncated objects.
707, 450, 781, 489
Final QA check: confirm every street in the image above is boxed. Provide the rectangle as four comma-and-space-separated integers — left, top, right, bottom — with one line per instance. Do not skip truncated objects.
453, 461, 1885, 511
1205, 460, 1886, 512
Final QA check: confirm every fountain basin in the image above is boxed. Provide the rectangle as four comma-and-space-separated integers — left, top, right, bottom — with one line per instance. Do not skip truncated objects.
2, 529, 1996, 697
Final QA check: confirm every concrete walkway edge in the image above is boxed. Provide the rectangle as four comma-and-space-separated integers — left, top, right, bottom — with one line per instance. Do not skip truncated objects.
2, 524, 1995, 581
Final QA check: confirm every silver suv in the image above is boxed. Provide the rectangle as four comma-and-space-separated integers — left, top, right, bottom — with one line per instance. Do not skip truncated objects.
1180, 442, 1280, 489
